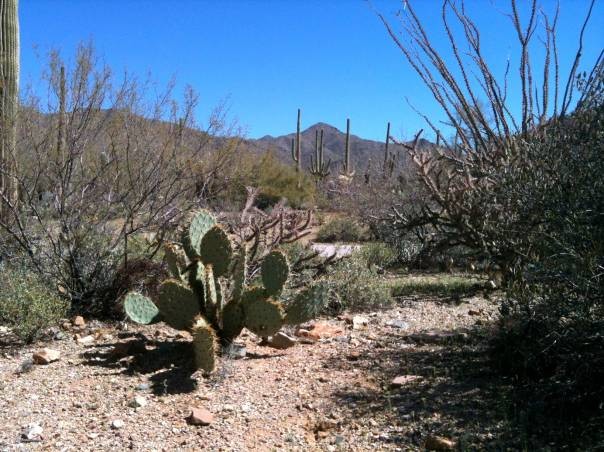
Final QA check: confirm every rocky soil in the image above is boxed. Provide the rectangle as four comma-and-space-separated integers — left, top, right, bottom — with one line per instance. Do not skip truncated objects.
0, 295, 520, 451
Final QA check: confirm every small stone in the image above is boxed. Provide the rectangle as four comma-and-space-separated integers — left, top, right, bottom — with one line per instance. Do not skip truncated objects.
135, 383, 151, 391
76, 335, 95, 345
128, 396, 147, 408
268, 332, 297, 349
424, 435, 456, 451
386, 319, 410, 330
221, 404, 235, 412
72, 316, 86, 328
111, 419, 124, 429
391, 375, 422, 387
352, 315, 369, 329
188, 407, 214, 426
21, 423, 43, 442
347, 351, 361, 361
32, 348, 61, 365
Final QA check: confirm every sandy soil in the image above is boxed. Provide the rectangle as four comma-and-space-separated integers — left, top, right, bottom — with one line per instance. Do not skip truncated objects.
0, 295, 519, 451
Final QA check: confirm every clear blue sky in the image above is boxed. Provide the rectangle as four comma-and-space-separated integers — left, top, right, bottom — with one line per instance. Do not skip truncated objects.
20, 0, 603, 141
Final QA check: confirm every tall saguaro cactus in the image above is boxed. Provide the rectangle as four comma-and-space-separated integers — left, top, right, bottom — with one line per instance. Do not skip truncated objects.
341, 118, 354, 177
0, 0, 19, 219
290, 108, 301, 173
309, 129, 331, 180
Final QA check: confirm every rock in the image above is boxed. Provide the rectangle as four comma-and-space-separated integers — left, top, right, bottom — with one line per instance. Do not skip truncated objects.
72, 316, 86, 328
135, 383, 151, 391
468, 309, 483, 316
128, 396, 147, 408
347, 351, 361, 361
297, 322, 344, 340
32, 348, 61, 365
75, 334, 95, 345
21, 423, 43, 442
352, 315, 369, 330
111, 419, 124, 429
391, 375, 422, 387
386, 319, 410, 330
188, 407, 214, 426
424, 435, 456, 451
268, 332, 297, 349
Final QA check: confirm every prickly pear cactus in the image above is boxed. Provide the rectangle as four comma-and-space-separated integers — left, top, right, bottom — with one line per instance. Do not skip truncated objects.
123, 209, 326, 373
123, 293, 160, 325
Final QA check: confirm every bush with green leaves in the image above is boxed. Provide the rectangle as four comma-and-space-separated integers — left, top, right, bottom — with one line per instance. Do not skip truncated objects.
359, 242, 397, 271
324, 250, 393, 312
0, 265, 69, 343
316, 217, 369, 243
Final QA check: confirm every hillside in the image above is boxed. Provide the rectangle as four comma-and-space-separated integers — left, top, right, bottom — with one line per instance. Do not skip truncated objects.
249, 123, 435, 173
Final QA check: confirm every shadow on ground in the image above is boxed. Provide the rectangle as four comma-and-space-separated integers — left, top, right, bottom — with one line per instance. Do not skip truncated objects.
326, 323, 524, 450
81, 332, 198, 396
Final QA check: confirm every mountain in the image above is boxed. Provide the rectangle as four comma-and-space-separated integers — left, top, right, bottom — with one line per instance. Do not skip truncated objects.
248, 122, 434, 173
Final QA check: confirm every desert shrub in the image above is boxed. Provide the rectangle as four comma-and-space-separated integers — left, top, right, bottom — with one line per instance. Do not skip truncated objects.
316, 217, 369, 243
390, 274, 482, 298
324, 251, 392, 312
0, 264, 69, 343
359, 242, 397, 271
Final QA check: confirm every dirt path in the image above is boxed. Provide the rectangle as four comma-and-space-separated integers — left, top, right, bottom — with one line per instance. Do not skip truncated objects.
0, 295, 518, 451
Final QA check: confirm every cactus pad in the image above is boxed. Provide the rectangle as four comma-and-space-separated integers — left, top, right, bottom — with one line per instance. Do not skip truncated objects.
199, 225, 233, 277
188, 261, 205, 299
181, 209, 216, 259
123, 292, 160, 325
164, 243, 188, 278
284, 281, 330, 325
221, 300, 245, 340
231, 247, 247, 302
191, 316, 217, 372
261, 250, 289, 296
156, 280, 201, 331
244, 297, 284, 337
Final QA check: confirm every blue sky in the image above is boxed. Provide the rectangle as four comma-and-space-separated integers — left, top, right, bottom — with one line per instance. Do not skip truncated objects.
20, 0, 603, 141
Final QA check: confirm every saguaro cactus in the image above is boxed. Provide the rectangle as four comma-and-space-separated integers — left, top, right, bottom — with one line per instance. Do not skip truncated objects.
309, 129, 331, 180
290, 108, 301, 173
341, 118, 354, 177
123, 209, 327, 373
0, 0, 19, 219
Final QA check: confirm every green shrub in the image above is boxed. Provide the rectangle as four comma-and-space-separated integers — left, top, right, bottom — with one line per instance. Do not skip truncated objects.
324, 251, 392, 312
389, 274, 482, 297
316, 217, 368, 243
359, 242, 397, 270
0, 265, 69, 343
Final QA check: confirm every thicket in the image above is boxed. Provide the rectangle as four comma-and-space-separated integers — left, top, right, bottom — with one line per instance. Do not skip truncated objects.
377, 0, 603, 443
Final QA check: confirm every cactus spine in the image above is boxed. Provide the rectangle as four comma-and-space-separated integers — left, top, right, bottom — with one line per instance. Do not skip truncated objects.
309, 129, 331, 180
0, 0, 19, 219
123, 209, 327, 373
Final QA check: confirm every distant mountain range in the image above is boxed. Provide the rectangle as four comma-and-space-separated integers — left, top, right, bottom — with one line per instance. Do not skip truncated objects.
248, 122, 434, 173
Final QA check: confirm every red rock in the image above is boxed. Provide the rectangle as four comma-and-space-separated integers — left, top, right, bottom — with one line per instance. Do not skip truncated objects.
32, 348, 61, 364
188, 407, 213, 426
297, 322, 344, 340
